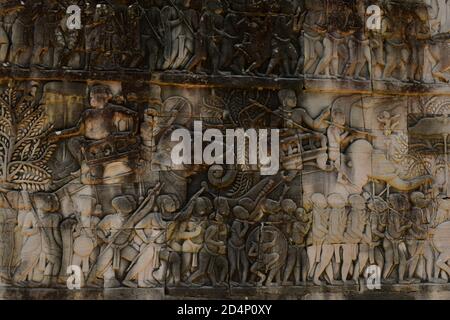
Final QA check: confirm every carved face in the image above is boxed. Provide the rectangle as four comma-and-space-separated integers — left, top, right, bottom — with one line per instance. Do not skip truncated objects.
34, 193, 58, 213
112, 196, 136, 216
282, 199, 297, 215
332, 110, 346, 126
89, 93, 104, 108
280, 90, 297, 109
327, 194, 346, 209
311, 193, 327, 209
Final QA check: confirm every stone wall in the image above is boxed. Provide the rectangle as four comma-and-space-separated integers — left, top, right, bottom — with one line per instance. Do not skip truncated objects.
0, 0, 450, 299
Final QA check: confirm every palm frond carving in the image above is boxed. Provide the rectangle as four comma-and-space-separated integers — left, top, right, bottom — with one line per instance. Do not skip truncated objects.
0, 86, 56, 191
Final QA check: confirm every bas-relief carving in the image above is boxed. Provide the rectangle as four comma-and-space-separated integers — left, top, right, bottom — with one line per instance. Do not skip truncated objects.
0, 82, 449, 290
0, 0, 450, 298
0, 0, 449, 84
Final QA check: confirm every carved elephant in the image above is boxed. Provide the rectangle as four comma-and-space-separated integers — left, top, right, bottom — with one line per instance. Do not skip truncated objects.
303, 139, 433, 199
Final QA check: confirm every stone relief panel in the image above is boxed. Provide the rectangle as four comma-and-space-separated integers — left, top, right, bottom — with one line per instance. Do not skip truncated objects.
0, 0, 449, 85
0, 79, 447, 290
0, 0, 449, 299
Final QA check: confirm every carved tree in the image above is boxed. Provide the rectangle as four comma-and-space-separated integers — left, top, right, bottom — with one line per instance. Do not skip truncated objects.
0, 86, 56, 191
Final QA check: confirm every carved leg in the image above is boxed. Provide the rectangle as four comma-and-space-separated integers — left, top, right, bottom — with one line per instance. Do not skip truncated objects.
313, 244, 334, 285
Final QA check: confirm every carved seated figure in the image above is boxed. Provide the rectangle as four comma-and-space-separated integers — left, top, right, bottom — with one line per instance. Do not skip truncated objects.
50, 85, 140, 185
276, 90, 330, 170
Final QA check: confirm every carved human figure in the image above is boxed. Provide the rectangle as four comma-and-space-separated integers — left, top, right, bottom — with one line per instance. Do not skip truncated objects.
71, 196, 100, 284
161, 0, 198, 70
0, 14, 9, 65
187, 0, 224, 74
283, 201, 311, 286
187, 199, 229, 287
94, 195, 137, 288
314, 1, 355, 78
276, 89, 329, 169
367, 197, 388, 270
342, 194, 371, 284
383, 193, 412, 283
219, 12, 245, 72
377, 111, 400, 137
31, 2, 58, 69
53, 11, 82, 69
382, 6, 410, 81
0, 192, 16, 283
306, 193, 329, 280
405, 7, 430, 83
10, 6, 32, 67
188, 212, 228, 286
141, 101, 181, 162
13, 193, 62, 287
302, 0, 326, 74
327, 109, 350, 183
344, 2, 370, 80
228, 220, 249, 286
266, 15, 298, 77
313, 194, 347, 285
49, 85, 139, 184
232, 16, 270, 75
248, 228, 282, 287
180, 197, 211, 282
406, 192, 434, 282
122, 193, 172, 288
141, 4, 163, 71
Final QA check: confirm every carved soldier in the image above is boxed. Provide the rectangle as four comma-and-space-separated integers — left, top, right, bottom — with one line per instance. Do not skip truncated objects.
122, 192, 171, 288
53, 10, 82, 69
405, 6, 431, 82
313, 193, 347, 286
95, 195, 137, 288
180, 197, 211, 282
327, 109, 350, 183
10, 5, 32, 67
344, 1, 370, 80
282, 201, 311, 286
161, 0, 198, 70
342, 194, 371, 284
367, 197, 388, 269
266, 14, 298, 77
187, 0, 225, 74
383, 193, 412, 283
275, 89, 329, 169
382, 4, 410, 81
49, 85, 139, 185
14, 193, 62, 287
123, 4, 144, 69
141, 3, 163, 71
232, 16, 270, 75
314, 0, 354, 78
0, 192, 16, 283
31, 1, 58, 69
70, 196, 100, 284
228, 220, 250, 286
302, 0, 326, 75
306, 193, 329, 280
219, 12, 245, 72
406, 192, 434, 282
187, 200, 229, 286
0, 14, 9, 65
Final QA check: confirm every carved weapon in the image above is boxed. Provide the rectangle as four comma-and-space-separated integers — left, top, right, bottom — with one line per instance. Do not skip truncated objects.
168, 0, 195, 35
135, 0, 163, 46
86, 183, 163, 280
173, 187, 206, 221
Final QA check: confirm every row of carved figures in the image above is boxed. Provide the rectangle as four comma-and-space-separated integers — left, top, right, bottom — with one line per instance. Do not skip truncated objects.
0, 0, 449, 82
1, 184, 450, 289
